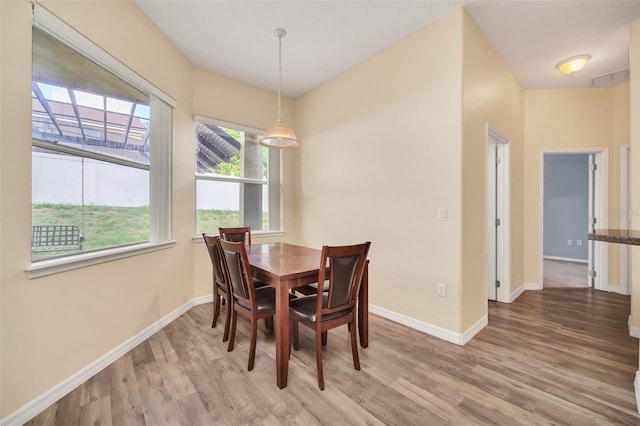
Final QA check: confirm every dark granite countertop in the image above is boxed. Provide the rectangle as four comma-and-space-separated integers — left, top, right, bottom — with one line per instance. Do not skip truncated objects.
588, 229, 640, 246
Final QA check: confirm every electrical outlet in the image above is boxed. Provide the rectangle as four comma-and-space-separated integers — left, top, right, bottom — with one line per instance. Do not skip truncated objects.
437, 282, 446, 297
567, 240, 572, 246
577, 240, 582, 246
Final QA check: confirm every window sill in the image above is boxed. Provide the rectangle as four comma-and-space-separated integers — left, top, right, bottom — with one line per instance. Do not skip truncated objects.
192, 230, 285, 243
26, 241, 176, 279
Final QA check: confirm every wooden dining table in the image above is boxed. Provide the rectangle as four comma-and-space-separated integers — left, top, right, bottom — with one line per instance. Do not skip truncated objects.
246, 242, 369, 389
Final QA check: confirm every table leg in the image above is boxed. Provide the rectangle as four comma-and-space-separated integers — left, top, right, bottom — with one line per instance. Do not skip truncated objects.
358, 260, 369, 348
275, 278, 290, 388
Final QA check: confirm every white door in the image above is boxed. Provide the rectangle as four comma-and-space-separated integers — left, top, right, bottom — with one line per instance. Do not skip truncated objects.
487, 142, 498, 301
486, 125, 511, 302
588, 152, 608, 291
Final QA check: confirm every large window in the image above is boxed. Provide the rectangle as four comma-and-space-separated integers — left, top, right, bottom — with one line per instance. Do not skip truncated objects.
195, 117, 281, 234
31, 4, 174, 266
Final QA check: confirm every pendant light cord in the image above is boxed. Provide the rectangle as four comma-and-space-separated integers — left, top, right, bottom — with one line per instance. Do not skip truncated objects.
277, 32, 283, 120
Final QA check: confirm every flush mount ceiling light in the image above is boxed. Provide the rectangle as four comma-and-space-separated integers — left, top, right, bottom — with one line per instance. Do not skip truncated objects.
556, 54, 591, 75
260, 28, 299, 149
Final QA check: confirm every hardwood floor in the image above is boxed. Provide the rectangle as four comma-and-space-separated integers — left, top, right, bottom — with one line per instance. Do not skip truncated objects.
26, 289, 639, 425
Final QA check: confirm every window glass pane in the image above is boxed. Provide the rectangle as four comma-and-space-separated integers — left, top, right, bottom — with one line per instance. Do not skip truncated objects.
32, 28, 150, 166
196, 179, 241, 233
74, 89, 103, 109
195, 122, 267, 180
195, 118, 278, 234
38, 82, 71, 103
32, 148, 149, 258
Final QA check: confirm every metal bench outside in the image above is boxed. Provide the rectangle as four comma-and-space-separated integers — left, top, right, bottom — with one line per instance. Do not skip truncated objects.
31, 225, 84, 253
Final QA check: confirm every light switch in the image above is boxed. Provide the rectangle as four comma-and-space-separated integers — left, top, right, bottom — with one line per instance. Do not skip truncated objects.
438, 208, 447, 221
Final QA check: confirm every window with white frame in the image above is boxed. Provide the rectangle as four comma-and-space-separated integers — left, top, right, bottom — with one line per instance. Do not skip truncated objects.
195, 116, 282, 234
31, 5, 174, 262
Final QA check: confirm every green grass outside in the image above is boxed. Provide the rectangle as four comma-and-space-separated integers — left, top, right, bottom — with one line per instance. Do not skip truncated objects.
32, 203, 150, 256
32, 203, 266, 257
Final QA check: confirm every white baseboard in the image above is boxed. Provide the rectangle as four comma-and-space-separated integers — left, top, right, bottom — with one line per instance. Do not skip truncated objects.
509, 284, 526, 303
543, 255, 588, 264
628, 316, 640, 339
635, 371, 640, 413
525, 282, 542, 291
0, 295, 214, 426
609, 284, 630, 296
369, 304, 487, 345
461, 315, 488, 345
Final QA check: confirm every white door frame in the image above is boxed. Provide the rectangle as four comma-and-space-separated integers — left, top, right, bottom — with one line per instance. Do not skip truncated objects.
540, 148, 609, 291
486, 124, 511, 302
619, 144, 631, 295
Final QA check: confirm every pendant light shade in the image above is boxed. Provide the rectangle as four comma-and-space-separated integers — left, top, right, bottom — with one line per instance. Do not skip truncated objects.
260, 28, 299, 149
262, 116, 299, 148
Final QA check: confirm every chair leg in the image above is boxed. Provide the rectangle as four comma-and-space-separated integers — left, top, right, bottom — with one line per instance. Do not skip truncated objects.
266, 316, 274, 335
222, 297, 231, 342
321, 331, 328, 347
227, 310, 237, 352
315, 329, 325, 391
212, 293, 220, 328
248, 317, 258, 371
292, 319, 300, 351
349, 319, 361, 371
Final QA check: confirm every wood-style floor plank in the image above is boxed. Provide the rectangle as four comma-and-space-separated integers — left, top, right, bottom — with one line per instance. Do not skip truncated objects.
25, 288, 640, 425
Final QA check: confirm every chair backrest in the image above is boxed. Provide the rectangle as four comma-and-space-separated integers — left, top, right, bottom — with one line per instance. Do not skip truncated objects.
317, 242, 371, 318
217, 238, 256, 308
202, 233, 226, 293
219, 226, 252, 245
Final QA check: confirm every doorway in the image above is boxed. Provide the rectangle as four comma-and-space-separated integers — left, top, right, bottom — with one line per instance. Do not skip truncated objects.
486, 125, 511, 302
541, 149, 608, 291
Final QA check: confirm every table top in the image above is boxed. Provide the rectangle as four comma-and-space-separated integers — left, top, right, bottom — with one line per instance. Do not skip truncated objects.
588, 229, 640, 246
246, 242, 322, 285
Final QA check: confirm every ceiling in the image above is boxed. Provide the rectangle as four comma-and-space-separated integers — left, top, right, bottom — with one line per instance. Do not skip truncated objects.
135, 0, 640, 99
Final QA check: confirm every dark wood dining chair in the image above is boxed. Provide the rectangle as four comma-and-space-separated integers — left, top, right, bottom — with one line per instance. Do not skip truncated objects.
290, 241, 371, 390
219, 226, 252, 245
219, 225, 273, 291
217, 238, 283, 371
202, 234, 232, 342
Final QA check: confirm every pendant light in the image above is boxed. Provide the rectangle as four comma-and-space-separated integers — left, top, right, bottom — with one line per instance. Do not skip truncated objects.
260, 28, 299, 149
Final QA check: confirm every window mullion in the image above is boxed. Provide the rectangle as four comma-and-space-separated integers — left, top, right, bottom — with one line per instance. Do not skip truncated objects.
195, 174, 266, 185
32, 138, 149, 171
148, 95, 172, 243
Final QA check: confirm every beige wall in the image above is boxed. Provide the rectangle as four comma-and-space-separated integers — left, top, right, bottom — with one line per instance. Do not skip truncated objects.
0, 0, 294, 418
294, 10, 465, 332
461, 12, 525, 329
523, 86, 629, 288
